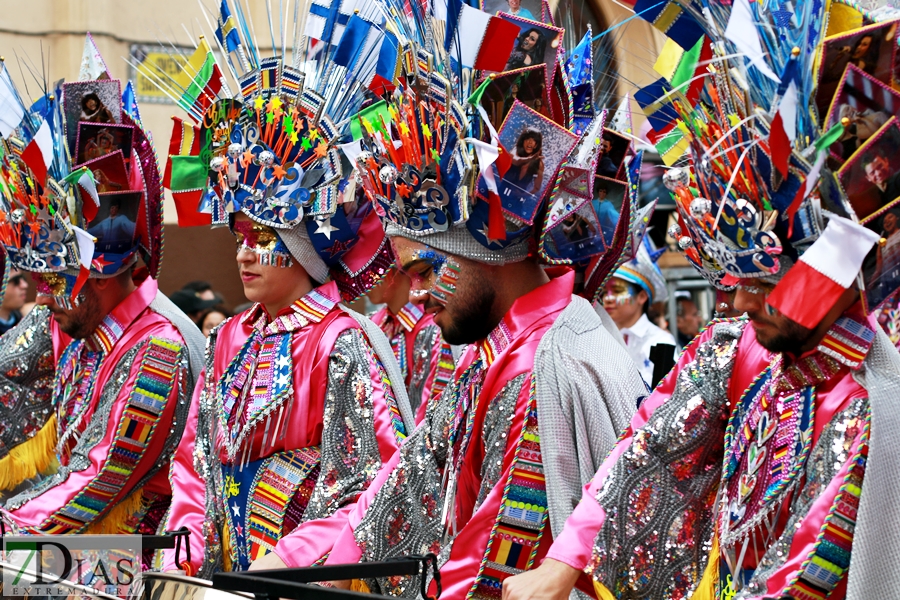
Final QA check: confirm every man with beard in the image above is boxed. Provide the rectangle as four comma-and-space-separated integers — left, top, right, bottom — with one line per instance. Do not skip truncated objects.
0, 54, 204, 548
367, 266, 455, 422
250, 27, 646, 599
501, 5, 900, 594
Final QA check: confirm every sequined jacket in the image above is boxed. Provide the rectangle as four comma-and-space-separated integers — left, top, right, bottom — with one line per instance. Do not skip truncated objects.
163, 281, 411, 576
0, 278, 197, 538
275, 271, 645, 599
548, 313, 880, 600
0, 305, 55, 493
370, 303, 454, 422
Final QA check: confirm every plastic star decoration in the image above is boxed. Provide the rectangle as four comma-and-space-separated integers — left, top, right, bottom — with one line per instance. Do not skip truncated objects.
290, 131, 299, 144
314, 142, 328, 158
396, 182, 412, 198
272, 164, 287, 179
241, 149, 254, 166
254, 96, 265, 111
301, 137, 312, 151
314, 217, 340, 239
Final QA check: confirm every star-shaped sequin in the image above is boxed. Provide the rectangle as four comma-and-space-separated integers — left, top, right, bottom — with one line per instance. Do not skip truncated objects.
91, 254, 113, 270
231, 503, 241, 517
476, 226, 503, 247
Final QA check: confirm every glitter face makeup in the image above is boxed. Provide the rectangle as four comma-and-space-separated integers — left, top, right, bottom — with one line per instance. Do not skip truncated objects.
32, 272, 82, 309
603, 278, 636, 306
393, 244, 462, 307
232, 220, 294, 268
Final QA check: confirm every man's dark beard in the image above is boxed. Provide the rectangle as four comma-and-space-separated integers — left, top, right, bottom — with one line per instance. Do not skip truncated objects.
751, 316, 813, 355
437, 285, 498, 345
57, 287, 103, 339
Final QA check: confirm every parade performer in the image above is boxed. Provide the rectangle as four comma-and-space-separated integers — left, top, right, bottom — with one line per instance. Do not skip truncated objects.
154, 26, 414, 575
252, 3, 649, 596
0, 41, 205, 542
502, 2, 900, 598
602, 237, 676, 386
367, 265, 455, 421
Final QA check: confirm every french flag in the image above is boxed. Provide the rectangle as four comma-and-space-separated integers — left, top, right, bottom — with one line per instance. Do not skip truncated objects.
767, 216, 881, 329
21, 119, 53, 186
769, 53, 799, 179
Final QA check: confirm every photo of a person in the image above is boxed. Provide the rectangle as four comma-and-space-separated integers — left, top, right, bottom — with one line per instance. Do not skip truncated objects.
75, 122, 134, 166
87, 196, 137, 253
824, 34, 878, 82
504, 28, 546, 72
482, 0, 541, 20
485, 101, 578, 225
816, 20, 898, 120
504, 0, 535, 21
62, 79, 121, 154
84, 129, 116, 162
79, 92, 114, 124
597, 139, 619, 178
863, 151, 900, 207
837, 104, 891, 160
561, 212, 596, 243
502, 127, 545, 197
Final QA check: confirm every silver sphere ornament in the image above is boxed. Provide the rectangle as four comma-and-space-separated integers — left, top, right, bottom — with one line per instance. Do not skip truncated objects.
663, 167, 690, 191
10, 209, 24, 224
258, 151, 275, 167
690, 198, 712, 219
667, 224, 682, 239
678, 236, 693, 250
379, 165, 397, 184
357, 151, 373, 167
210, 156, 226, 172
227, 143, 243, 159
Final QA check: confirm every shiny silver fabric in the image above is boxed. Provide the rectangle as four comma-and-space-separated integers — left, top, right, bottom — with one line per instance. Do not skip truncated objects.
340, 307, 415, 430
535, 297, 646, 541
0, 306, 54, 462
384, 222, 529, 265
847, 328, 900, 599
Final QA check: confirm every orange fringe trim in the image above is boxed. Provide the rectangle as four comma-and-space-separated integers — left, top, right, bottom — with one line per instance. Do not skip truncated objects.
0, 414, 58, 491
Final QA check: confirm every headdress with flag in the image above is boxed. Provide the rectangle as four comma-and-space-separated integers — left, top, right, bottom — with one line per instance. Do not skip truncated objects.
0, 38, 162, 309
310, 0, 651, 287
625, 0, 887, 328
149, 0, 401, 301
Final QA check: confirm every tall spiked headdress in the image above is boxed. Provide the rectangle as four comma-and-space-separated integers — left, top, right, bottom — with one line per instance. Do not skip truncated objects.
627, 0, 888, 325
0, 36, 163, 308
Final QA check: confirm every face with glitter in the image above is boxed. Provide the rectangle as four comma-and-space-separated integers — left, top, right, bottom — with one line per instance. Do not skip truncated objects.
391, 237, 499, 345
603, 277, 647, 329
34, 273, 103, 339
232, 218, 294, 268
733, 278, 814, 354
234, 213, 311, 314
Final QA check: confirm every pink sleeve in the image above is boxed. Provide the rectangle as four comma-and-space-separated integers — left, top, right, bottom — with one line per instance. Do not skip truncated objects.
161, 370, 206, 573
5, 336, 185, 533
276, 449, 401, 567
545, 326, 714, 570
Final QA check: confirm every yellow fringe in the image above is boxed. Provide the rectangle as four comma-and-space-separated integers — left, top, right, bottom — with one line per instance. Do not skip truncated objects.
593, 581, 617, 600
82, 490, 147, 535
0, 414, 58, 491
349, 579, 371, 594
689, 535, 719, 600
592, 535, 719, 600
222, 520, 233, 571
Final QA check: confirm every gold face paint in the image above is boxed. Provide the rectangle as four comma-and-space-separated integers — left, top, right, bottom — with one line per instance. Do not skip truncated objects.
232, 220, 293, 267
